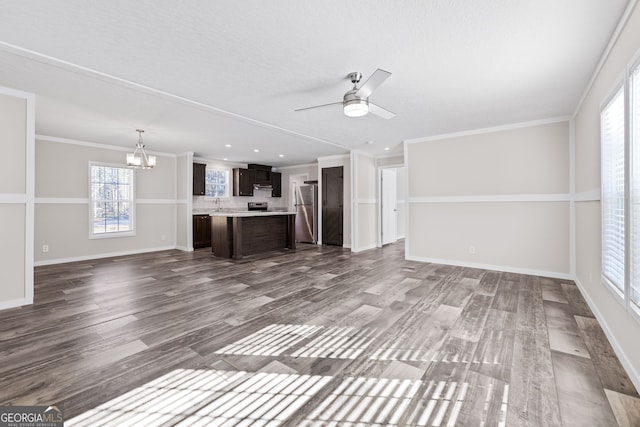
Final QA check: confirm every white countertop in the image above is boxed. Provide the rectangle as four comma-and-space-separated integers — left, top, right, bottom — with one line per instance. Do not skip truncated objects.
207, 210, 296, 217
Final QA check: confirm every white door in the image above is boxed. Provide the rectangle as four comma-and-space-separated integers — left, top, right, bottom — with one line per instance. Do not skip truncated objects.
382, 168, 397, 245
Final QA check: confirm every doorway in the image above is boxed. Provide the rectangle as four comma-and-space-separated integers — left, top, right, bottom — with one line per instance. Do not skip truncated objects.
381, 168, 398, 245
322, 166, 343, 246
379, 166, 405, 246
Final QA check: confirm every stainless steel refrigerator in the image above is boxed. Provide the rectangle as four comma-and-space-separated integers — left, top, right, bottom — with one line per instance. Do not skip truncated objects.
294, 183, 317, 243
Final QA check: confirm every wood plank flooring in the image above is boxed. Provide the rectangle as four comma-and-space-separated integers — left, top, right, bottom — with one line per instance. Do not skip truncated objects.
1, 242, 639, 426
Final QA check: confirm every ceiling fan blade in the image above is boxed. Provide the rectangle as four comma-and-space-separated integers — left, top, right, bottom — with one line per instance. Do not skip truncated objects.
368, 102, 395, 120
355, 69, 392, 98
295, 101, 342, 112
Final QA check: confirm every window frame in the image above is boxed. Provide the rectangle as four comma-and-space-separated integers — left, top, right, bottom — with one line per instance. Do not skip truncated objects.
600, 49, 640, 323
204, 166, 231, 199
88, 161, 136, 239
629, 52, 640, 318
600, 80, 626, 302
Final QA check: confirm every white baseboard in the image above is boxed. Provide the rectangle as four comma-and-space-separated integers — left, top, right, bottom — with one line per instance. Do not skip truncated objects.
405, 255, 573, 281
175, 245, 193, 252
351, 244, 377, 253
0, 297, 33, 311
573, 277, 640, 393
34, 245, 178, 266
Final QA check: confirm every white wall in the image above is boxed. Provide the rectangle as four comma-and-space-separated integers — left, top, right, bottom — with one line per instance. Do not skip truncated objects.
405, 120, 571, 278
396, 167, 406, 239
376, 155, 404, 168
352, 151, 377, 252
573, 0, 640, 390
176, 152, 191, 251
0, 87, 34, 310
34, 138, 177, 264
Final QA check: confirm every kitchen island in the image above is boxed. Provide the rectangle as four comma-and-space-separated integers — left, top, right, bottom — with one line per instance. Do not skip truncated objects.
210, 211, 296, 259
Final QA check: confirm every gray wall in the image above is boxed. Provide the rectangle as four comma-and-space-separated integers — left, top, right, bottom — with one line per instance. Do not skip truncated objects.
34, 138, 177, 264
573, 2, 640, 390
405, 120, 571, 277
0, 87, 34, 309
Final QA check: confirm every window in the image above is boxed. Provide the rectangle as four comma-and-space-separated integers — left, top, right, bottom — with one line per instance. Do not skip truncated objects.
89, 163, 135, 238
601, 55, 640, 318
205, 168, 229, 198
632, 62, 640, 308
601, 86, 625, 294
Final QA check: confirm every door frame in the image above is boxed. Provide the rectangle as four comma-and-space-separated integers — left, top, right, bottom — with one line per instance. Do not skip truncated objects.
377, 163, 405, 248
381, 168, 398, 245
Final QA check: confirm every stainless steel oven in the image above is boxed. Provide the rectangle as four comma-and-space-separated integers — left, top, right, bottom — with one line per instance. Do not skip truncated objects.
248, 202, 268, 211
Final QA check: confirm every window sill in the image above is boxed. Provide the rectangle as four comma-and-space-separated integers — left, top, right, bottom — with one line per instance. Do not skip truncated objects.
89, 231, 136, 239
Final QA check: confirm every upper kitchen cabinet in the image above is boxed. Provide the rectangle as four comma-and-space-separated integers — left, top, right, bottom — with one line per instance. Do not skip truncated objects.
271, 172, 282, 197
248, 164, 272, 186
233, 168, 255, 196
193, 163, 206, 196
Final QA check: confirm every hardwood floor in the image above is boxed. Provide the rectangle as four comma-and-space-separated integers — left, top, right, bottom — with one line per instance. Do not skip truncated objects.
2, 242, 639, 426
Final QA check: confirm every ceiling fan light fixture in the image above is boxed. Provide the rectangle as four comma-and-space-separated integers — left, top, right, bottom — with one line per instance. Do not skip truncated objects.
295, 69, 393, 119
126, 129, 156, 169
344, 98, 369, 117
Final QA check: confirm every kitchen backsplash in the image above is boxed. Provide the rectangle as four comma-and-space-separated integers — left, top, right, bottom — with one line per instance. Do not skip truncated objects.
192, 188, 288, 212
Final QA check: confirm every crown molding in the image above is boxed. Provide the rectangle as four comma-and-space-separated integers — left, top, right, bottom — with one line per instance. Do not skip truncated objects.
36, 134, 177, 157
404, 116, 572, 145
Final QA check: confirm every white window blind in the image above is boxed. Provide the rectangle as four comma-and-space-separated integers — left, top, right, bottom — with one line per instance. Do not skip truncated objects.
601, 87, 625, 293
631, 63, 640, 307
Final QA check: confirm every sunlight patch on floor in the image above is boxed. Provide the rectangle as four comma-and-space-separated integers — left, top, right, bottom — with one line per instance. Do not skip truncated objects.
66, 369, 331, 427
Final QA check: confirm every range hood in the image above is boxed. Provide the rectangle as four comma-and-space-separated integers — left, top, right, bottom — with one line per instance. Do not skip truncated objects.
248, 164, 273, 189
253, 183, 273, 190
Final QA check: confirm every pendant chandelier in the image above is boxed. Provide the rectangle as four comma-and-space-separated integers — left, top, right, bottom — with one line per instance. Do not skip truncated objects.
126, 129, 156, 169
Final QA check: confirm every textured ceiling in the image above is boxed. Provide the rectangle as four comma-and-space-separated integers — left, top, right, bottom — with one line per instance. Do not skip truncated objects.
0, 0, 630, 166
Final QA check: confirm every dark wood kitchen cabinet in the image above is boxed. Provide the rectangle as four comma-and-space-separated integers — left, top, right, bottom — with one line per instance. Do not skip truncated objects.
193, 163, 206, 196
233, 168, 255, 196
271, 172, 282, 197
211, 213, 296, 259
193, 214, 211, 248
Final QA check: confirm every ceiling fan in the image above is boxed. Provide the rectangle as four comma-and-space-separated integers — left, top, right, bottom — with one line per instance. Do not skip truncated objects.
295, 69, 395, 119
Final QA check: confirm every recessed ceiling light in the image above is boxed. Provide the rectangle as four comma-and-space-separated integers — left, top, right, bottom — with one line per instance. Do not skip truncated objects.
225, 144, 231, 147
223, 158, 228, 161
384, 147, 390, 151
279, 154, 284, 157
253, 149, 259, 153
366, 140, 375, 145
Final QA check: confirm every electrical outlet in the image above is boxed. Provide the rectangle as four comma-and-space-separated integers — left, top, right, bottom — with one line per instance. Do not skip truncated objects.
161, 234, 166, 241
469, 245, 476, 255
42, 244, 49, 253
